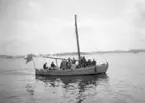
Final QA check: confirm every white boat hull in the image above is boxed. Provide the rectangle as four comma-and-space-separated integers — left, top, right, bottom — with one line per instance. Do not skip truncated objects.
35, 62, 108, 76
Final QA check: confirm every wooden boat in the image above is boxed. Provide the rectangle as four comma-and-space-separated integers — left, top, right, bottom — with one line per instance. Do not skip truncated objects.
35, 15, 109, 76
36, 62, 108, 76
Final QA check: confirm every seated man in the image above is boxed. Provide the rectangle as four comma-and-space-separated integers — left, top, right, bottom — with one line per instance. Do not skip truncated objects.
60, 59, 67, 70
87, 59, 91, 66
72, 57, 76, 64
51, 62, 56, 68
92, 59, 97, 65
67, 59, 72, 69
43, 63, 48, 69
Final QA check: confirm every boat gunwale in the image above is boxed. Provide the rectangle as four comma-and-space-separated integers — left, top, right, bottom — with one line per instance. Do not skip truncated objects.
35, 72, 106, 76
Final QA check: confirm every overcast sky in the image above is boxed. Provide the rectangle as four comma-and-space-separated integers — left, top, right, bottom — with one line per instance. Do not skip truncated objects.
0, 0, 145, 55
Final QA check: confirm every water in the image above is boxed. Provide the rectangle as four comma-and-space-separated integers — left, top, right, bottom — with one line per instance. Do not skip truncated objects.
0, 53, 145, 103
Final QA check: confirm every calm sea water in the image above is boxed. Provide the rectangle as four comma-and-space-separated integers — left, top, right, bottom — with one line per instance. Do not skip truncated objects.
0, 53, 145, 103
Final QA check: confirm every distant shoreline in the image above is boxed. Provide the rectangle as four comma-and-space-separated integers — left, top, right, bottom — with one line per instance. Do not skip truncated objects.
0, 49, 145, 58
53, 50, 144, 56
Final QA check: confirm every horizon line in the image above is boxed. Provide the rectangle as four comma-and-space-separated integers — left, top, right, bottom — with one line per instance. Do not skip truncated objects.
0, 49, 145, 56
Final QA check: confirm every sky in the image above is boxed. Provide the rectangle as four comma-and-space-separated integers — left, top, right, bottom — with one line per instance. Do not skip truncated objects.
0, 0, 145, 55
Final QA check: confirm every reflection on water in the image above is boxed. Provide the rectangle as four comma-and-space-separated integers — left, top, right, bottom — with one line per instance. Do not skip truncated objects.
34, 74, 108, 103
36, 74, 108, 87
2, 53, 145, 103
25, 84, 35, 96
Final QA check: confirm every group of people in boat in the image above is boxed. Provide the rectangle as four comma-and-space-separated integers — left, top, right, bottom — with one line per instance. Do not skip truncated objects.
43, 56, 97, 70
43, 62, 56, 70
76, 56, 96, 68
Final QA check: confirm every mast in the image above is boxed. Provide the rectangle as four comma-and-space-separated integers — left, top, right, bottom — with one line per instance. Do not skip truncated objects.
74, 15, 81, 63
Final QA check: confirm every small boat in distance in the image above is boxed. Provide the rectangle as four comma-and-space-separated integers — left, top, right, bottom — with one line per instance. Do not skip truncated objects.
35, 15, 109, 76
